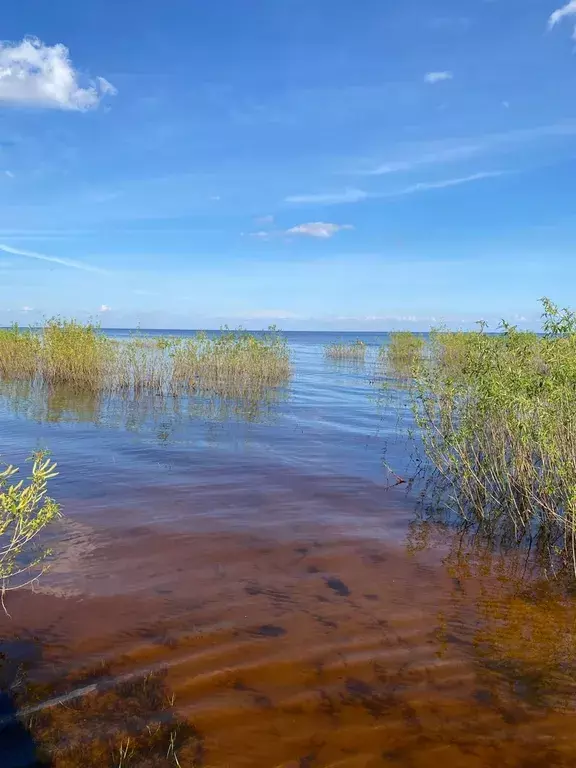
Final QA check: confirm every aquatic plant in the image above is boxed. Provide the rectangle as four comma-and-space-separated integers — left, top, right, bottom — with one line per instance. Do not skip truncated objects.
410, 298, 576, 568
383, 331, 425, 376
0, 324, 41, 380
13, 666, 203, 767
324, 339, 367, 361
116, 333, 176, 394
0, 452, 61, 603
0, 319, 291, 398
42, 318, 117, 390
172, 326, 291, 396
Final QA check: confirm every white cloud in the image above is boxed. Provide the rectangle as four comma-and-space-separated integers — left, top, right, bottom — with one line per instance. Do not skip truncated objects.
396, 171, 505, 196
99, 304, 111, 312
255, 214, 274, 225
0, 243, 107, 272
285, 188, 368, 205
4, 170, 14, 178
249, 220, 354, 240
0, 37, 117, 110
286, 222, 354, 239
21, 306, 33, 312
549, 0, 576, 36
424, 71, 453, 84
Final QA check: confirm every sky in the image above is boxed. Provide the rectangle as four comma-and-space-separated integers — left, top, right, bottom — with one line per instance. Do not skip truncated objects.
0, 1, 576, 330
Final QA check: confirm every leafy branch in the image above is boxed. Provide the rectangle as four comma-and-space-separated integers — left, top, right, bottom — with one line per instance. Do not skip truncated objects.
0, 452, 61, 612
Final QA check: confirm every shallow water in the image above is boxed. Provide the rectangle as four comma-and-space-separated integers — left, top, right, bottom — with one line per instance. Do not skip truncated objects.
1, 331, 576, 767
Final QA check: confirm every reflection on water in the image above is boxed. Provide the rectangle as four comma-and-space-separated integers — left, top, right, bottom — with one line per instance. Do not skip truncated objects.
0, 378, 288, 434
408, 519, 576, 705
1, 332, 576, 766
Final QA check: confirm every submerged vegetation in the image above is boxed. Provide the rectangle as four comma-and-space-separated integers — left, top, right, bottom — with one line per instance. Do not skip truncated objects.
387, 299, 576, 570
0, 320, 291, 398
324, 339, 367, 361
12, 667, 202, 767
0, 452, 60, 598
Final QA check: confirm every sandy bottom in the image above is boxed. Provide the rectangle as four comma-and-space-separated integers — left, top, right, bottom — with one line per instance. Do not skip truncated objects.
2, 514, 576, 767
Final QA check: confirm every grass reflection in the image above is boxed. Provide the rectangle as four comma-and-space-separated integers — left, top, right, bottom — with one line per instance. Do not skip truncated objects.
406, 515, 576, 713
0, 379, 288, 434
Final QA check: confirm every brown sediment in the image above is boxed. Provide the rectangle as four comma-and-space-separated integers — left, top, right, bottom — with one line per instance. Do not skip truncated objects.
3, 519, 576, 767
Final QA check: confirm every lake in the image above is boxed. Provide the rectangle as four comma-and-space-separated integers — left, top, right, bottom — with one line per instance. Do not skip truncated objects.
1, 330, 576, 767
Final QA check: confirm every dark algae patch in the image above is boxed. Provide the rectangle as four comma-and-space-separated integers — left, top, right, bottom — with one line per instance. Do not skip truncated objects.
325, 577, 351, 597
254, 624, 287, 638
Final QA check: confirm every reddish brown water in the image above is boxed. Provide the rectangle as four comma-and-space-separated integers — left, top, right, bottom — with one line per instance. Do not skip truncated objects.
1, 334, 576, 766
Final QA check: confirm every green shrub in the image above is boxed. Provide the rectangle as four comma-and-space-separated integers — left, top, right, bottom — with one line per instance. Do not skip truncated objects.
411, 299, 576, 567
0, 452, 61, 603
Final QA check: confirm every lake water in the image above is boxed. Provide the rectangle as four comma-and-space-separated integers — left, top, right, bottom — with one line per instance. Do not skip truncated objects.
1, 331, 576, 767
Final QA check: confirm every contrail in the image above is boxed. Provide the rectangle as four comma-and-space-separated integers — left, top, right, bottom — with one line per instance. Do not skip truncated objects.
0, 243, 107, 273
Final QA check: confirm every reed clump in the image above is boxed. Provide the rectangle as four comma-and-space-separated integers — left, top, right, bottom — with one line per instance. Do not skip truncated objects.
0, 319, 291, 398
42, 318, 117, 390
411, 299, 576, 567
0, 324, 41, 380
384, 331, 425, 376
172, 327, 290, 396
117, 334, 175, 393
324, 339, 367, 361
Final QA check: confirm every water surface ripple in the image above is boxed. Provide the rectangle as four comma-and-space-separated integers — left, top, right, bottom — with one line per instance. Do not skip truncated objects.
1, 331, 575, 767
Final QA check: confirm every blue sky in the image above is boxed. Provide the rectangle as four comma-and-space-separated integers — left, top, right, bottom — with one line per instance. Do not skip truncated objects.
0, 0, 576, 329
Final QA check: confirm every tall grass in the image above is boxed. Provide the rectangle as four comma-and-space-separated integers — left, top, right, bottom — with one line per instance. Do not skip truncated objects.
117, 334, 175, 393
0, 320, 291, 397
324, 339, 367, 361
173, 327, 290, 396
409, 299, 576, 568
384, 331, 425, 376
42, 318, 117, 390
0, 324, 41, 380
